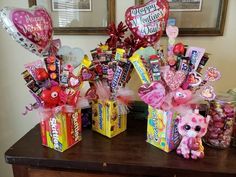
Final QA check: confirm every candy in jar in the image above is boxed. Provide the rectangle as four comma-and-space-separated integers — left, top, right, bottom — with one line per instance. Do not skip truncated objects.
204, 95, 236, 149
227, 89, 236, 147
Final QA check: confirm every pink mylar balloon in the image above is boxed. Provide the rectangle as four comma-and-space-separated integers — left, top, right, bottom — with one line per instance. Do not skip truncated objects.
138, 82, 166, 109
0, 6, 53, 57
125, 0, 169, 44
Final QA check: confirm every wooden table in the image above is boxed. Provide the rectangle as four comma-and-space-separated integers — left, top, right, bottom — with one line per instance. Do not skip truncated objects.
5, 115, 236, 177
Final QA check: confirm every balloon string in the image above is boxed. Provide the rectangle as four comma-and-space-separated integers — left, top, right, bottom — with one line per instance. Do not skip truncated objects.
22, 103, 40, 116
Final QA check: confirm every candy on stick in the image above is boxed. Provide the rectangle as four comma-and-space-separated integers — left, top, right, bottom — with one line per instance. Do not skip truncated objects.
197, 54, 209, 73
166, 25, 179, 59
149, 55, 161, 81
185, 47, 205, 71
129, 54, 151, 84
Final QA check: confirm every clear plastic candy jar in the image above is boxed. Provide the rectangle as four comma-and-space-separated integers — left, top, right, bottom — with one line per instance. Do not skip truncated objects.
204, 95, 236, 149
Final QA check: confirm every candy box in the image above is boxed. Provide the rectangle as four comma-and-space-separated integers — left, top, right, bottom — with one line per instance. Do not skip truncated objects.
146, 106, 180, 152
40, 109, 82, 152
92, 100, 127, 138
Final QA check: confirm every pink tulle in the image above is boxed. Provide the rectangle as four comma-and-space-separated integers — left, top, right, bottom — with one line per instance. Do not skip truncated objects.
94, 81, 111, 101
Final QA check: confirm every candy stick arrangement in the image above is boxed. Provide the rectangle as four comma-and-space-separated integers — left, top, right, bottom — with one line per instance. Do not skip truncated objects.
84, 22, 148, 102
1, 0, 234, 157
81, 22, 149, 138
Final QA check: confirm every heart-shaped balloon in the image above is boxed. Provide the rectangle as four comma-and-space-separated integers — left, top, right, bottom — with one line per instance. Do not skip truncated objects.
163, 69, 186, 91
0, 6, 53, 56
57, 46, 85, 68
125, 0, 169, 44
138, 82, 166, 108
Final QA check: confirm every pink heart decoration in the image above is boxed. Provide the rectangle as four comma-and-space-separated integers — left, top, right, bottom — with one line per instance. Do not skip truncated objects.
166, 25, 179, 39
200, 85, 216, 101
205, 67, 221, 82
188, 137, 200, 151
173, 88, 192, 105
125, 0, 169, 44
81, 68, 95, 81
163, 69, 186, 91
188, 72, 202, 87
138, 82, 166, 108
0, 6, 53, 56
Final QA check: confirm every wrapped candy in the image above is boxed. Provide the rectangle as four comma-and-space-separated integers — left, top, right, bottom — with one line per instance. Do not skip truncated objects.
204, 95, 236, 149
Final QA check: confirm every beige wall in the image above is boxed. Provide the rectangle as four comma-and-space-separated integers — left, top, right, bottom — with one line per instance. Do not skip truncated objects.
0, 1, 235, 177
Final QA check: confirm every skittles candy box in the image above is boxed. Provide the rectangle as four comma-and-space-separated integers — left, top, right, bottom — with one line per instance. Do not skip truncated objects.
146, 106, 180, 152
40, 109, 82, 152
92, 100, 127, 138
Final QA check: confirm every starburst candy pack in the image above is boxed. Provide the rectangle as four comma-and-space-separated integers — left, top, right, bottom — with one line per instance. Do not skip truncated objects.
92, 100, 127, 138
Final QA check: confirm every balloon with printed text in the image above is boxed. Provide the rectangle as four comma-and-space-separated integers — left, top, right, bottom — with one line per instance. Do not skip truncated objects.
125, 0, 169, 44
0, 6, 53, 57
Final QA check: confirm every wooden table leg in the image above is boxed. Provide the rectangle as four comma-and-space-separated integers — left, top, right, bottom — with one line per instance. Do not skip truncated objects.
12, 165, 29, 177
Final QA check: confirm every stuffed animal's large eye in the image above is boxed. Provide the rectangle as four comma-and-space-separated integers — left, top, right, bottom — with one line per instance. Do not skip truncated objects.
51, 91, 58, 98
195, 126, 201, 132
184, 124, 191, 130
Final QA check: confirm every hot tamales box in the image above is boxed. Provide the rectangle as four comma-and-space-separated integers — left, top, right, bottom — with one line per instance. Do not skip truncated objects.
147, 106, 180, 152
40, 109, 82, 152
92, 100, 127, 138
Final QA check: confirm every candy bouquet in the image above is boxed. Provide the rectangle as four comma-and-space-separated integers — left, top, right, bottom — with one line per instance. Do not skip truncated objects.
82, 22, 148, 138
124, 0, 221, 159
0, 6, 89, 152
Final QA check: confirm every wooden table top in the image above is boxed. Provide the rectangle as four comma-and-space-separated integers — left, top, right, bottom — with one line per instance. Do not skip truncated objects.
5, 115, 236, 177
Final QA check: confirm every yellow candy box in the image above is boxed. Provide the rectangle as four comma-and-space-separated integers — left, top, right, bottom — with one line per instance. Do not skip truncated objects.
92, 100, 127, 138
40, 109, 82, 152
147, 106, 180, 152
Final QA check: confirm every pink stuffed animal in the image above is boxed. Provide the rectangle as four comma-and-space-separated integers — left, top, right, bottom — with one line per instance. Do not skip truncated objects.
176, 109, 210, 159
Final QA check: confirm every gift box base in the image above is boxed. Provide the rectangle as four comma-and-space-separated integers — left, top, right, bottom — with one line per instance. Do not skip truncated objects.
146, 106, 180, 152
92, 100, 127, 138
40, 109, 82, 152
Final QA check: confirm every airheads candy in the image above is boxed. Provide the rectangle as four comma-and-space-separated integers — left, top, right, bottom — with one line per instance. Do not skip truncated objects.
146, 106, 180, 152
40, 109, 82, 152
92, 100, 127, 138
129, 54, 151, 84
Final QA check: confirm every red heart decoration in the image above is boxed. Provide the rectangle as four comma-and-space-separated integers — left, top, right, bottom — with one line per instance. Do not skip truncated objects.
163, 69, 186, 91
188, 72, 202, 87
86, 87, 98, 100
173, 43, 185, 56
35, 68, 49, 81
138, 82, 166, 108
125, 0, 169, 44
68, 74, 81, 88
40, 86, 61, 108
81, 68, 95, 81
